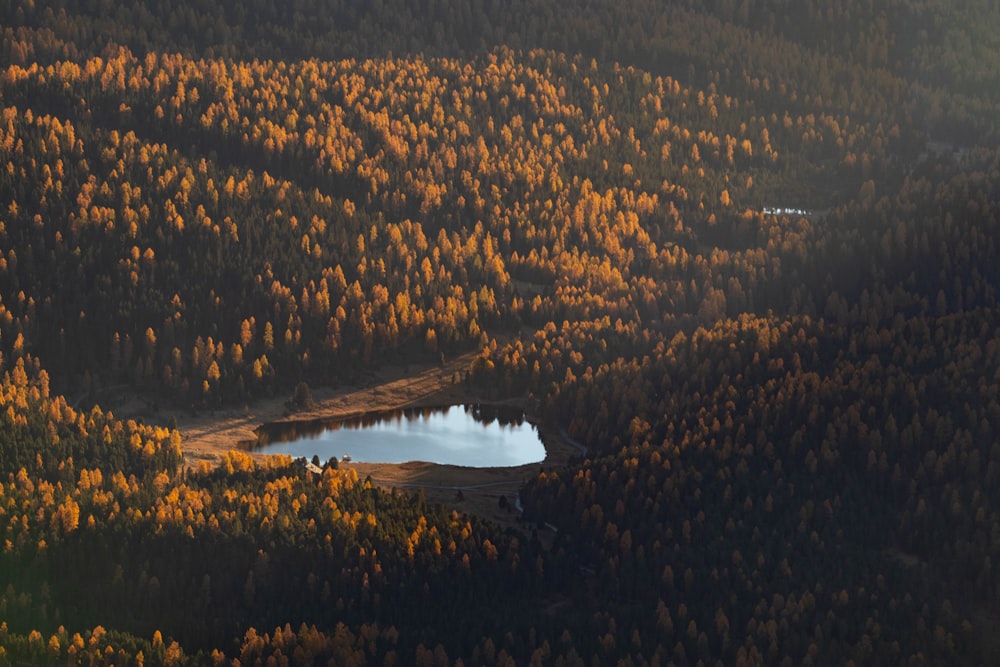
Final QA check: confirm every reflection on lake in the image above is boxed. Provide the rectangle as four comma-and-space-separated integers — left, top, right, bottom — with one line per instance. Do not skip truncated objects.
248, 404, 545, 467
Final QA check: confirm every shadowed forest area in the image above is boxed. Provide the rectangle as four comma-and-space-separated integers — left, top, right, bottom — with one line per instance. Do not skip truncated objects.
1, 0, 1000, 664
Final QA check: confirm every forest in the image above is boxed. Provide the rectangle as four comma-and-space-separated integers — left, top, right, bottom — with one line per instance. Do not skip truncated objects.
1, 0, 1000, 664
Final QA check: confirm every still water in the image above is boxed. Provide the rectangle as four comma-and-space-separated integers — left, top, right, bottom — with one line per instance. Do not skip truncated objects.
249, 404, 545, 467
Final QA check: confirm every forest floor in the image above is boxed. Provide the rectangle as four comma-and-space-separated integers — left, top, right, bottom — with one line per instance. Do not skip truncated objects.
116, 348, 580, 534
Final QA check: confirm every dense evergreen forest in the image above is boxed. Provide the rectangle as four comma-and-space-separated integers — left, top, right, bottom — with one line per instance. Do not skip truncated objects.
1, 0, 1000, 663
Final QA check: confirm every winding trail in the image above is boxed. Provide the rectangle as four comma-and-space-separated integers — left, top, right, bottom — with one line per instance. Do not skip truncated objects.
559, 427, 588, 456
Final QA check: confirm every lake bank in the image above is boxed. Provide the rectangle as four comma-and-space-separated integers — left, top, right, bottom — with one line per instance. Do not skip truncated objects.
115, 348, 579, 531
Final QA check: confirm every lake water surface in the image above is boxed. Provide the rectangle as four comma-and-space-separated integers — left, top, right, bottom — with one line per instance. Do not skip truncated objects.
249, 404, 545, 467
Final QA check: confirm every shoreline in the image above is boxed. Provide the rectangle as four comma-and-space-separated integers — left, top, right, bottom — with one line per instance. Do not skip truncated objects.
114, 350, 579, 531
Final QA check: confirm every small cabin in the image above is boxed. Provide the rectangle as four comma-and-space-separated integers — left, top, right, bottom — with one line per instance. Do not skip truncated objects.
296, 458, 324, 475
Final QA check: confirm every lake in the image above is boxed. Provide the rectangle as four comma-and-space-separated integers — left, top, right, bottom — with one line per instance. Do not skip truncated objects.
248, 404, 545, 467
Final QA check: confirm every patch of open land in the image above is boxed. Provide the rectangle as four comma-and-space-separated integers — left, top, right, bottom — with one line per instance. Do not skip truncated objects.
116, 350, 582, 531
